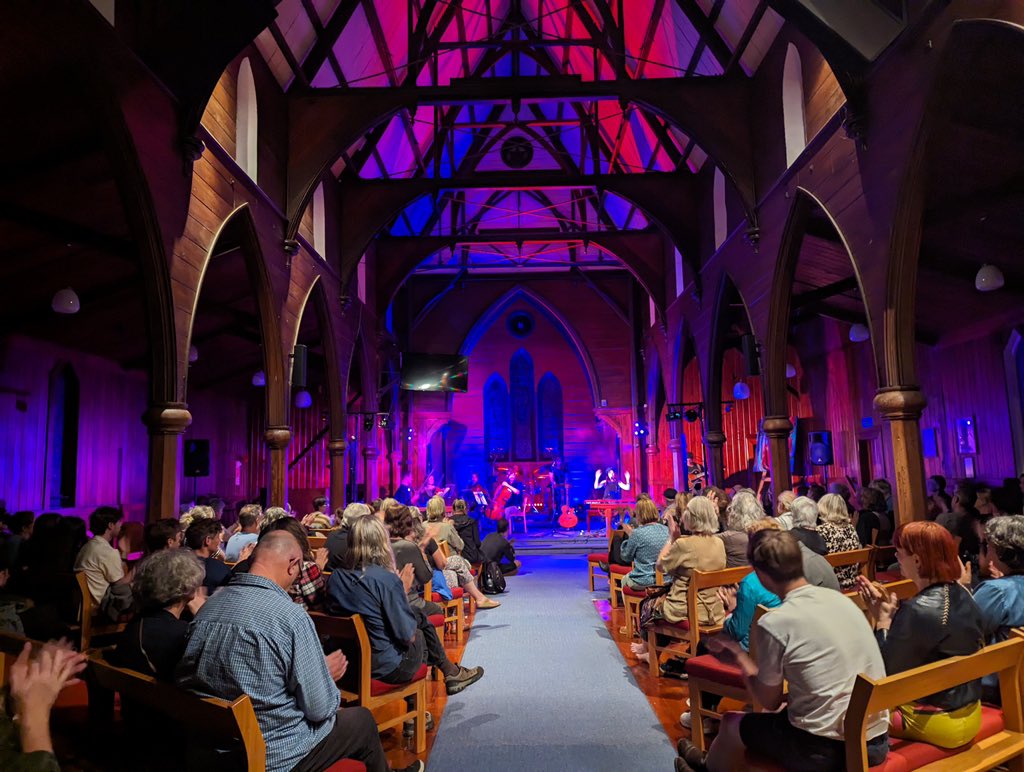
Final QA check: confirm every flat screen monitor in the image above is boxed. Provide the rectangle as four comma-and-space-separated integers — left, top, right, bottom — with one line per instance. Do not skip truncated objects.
400, 353, 469, 393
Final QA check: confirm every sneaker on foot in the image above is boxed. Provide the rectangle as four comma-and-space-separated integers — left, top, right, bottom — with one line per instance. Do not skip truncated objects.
445, 665, 484, 695
402, 711, 434, 736
396, 761, 425, 772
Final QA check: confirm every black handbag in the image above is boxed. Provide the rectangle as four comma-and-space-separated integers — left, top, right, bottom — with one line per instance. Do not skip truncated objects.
480, 561, 507, 595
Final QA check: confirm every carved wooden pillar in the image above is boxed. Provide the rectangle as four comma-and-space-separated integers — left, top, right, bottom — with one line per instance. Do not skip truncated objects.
264, 427, 291, 508
763, 415, 794, 494
328, 438, 347, 511
874, 387, 928, 525
704, 429, 726, 488
644, 442, 658, 493
143, 403, 192, 522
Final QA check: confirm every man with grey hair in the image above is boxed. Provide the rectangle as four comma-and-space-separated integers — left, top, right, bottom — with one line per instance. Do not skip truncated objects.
326, 502, 371, 570
178, 531, 420, 772
974, 515, 1024, 703
788, 495, 827, 556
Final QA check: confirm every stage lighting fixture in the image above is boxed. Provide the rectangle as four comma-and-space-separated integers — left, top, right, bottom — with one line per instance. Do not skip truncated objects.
362, 416, 373, 432
378, 415, 389, 429
684, 408, 701, 423
294, 390, 313, 409
849, 323, 870, 343
732, 381, 751, 400
405, 428, 414, 440
251, 370, 266, 387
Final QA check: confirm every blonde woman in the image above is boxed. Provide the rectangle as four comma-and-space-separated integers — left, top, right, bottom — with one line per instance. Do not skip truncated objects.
416, 509, 498, 610
817, 492, 862, 589
326, 515, 485, 695
424, 495, 464, 553
631, 497, 727, 661
178, 505, 216, 532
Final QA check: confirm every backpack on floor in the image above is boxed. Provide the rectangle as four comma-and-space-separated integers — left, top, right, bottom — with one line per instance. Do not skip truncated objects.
480, 561, 506, 595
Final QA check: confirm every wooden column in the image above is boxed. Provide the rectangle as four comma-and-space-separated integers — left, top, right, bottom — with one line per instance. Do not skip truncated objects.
143, 403, 192, 522
874, 387, 928, 525
264, 427, 291, 508
667, 432, 684, 492
704, 429, 726, 488
362, 444, 380, 501
644, 442, 658, 494
328, 438, 347, 511
763, 415, 794, 494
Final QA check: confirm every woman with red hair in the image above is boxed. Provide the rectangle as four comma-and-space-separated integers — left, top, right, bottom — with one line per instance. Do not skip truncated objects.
857, 521, 984, 749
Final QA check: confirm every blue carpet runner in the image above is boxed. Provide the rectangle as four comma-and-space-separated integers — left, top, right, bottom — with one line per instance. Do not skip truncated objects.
426, 554, 676, 771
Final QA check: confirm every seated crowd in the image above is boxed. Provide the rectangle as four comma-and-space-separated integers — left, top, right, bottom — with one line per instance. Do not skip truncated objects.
596, 475, 1024, 771
0, 491, 513, 772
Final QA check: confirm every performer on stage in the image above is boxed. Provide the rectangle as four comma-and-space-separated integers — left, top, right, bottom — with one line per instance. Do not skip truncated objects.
463, 472, 489, 514
415, 473, 450, 505
500, 468, 523, 510
394, 473, 414, 505
594, 467, 630, 500
686, 452, 707, 492
548, 456, 568, 513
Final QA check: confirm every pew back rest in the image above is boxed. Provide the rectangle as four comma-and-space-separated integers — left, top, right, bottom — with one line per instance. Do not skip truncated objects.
844, 636, 1024, 772
88, 655, 267, 772
309, 611, 368, 702
687, 566, 754, 618
825, 547, 873, 573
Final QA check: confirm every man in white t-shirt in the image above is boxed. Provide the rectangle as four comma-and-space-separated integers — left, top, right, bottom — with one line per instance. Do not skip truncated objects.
74, 507, 131, 605
677, 529, 889, 772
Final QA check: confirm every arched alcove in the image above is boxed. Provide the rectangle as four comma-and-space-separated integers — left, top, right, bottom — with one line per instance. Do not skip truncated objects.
46, 363, 80, 509
484, 374, 510, 463
782, 44, 806, 167
537, 372, 564, 459
236, 57, 258, 180
510, 349, 536, 461
311, 183, 327, 257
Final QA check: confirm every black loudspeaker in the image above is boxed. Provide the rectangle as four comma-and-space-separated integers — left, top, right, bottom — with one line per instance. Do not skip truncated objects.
292, 344, 308, 389
808, 431, 834, 466
184, 439, 210, 478
741, 334, 760, 376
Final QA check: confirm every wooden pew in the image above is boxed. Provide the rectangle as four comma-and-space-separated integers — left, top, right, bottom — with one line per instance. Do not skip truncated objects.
621, 568, 664, 639
647, 565, 752, 678
825, 546, 873, 589
310, 612, 428, 754
843, 635, 1024, 771
89, 655, 268, 771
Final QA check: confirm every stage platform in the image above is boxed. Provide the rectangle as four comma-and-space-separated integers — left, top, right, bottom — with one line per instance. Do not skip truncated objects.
505, 526, 610, 555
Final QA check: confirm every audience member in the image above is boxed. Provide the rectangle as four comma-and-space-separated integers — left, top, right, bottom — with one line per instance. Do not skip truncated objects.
828, 482, 854, 514
301, 496, 333, 530
450, 499, 483, 564
788, 496, 827, 555
417, 510, 498, 609
662, 488, 678, 514
263, 518, 329, 610
857, 522, 983, 748
178, 504, 216, 532
0, 641, 87, 769
975, 515, 1024, 641
927, 475, 953, 518
774, 491, 795, 530
620, 498, 669, 589
807, 483, 826, 502
816, 493, 863, 589
74, 507, 133, 610
677, 530, 888, 772
113, 548, 206, 682
632, 497, 726, 663
386, 504, 442, 613
481, 517, 519, 575
185, 518, 231, 595
326, 515, 485, 696
224, 504, 263, 562
855, 486, 893, 547
942, 482, 983, 563
177, 531, 414, 772
663, 491, 691, 529
716, 491, 763, 567
720, 520, 783, 651
703, 486, 729, 530
0, 510, 33, 570
263, 506, 290, 526
424, 495, 464, 553
326, 502, 371, 570
870, 478, 895, 515
0, 553, 26, 634
143, 518, 182, 555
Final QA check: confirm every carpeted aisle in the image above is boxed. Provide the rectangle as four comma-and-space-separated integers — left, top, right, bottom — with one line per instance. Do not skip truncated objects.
427, 554, 676, 771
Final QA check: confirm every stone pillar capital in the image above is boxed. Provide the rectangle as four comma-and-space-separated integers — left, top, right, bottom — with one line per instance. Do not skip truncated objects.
142, 403, 192, 434
873, 387, 927, 421
327, 439, 347, 456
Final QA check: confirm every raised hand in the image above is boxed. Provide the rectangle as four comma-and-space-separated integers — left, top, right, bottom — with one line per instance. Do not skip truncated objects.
238, 541, 256, 562
717, 584, 738, 614
399, 562, 416, 593
313, 547, 329, 571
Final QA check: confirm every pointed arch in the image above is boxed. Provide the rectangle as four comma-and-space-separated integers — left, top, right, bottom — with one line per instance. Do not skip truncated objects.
291, 277, 345, 443
185, 204, 286, 427
782, 44, 806, 167
537, 372, 564, 459
459, 286, 600, 408
483, 374, 511, 463
510, 349, 536, 461
236, 57, 258, 180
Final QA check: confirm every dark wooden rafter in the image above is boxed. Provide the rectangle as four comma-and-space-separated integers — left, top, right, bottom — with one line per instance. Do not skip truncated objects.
300, 0, 361, 84
268, 21, 310, 88
299, 0, 347, 85
672, 0, 732, 69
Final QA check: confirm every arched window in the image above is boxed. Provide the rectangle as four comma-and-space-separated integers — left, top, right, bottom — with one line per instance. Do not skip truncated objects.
46, 364, 79, 508
537, 373, 563, 459
312, 183, 327, 257
673, 248, 684, 298
713, 168, 728, 249
782, 44, 806, 167
483, 374, 510, 462
357, 256, 367, 304
509, 349, 536, 460
236, 58, 258, 180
